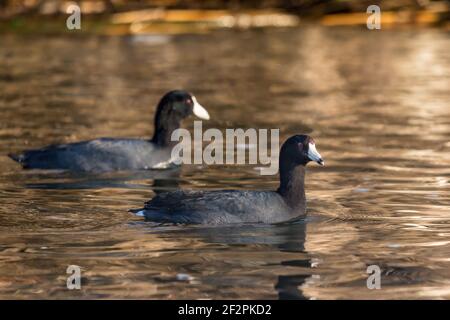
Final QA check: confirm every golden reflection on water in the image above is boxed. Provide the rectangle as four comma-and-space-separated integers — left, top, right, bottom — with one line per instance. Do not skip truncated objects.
0, 26, 449, 299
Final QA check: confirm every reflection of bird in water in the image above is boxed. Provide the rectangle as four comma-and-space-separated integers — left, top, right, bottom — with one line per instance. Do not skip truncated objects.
151, 168, 181, 194
23, 166, 182, 191
276, 274, 309, 300
148, 220, 314, 300
274, 220, 309, 300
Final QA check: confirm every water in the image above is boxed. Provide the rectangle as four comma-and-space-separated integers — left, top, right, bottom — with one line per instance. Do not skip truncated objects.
0, 26, 449, 299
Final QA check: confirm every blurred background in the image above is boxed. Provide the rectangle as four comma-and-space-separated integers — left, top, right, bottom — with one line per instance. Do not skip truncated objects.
0, 0, 449, 34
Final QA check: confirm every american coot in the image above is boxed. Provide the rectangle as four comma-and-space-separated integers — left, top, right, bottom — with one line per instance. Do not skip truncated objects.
137, 134, 324, 225
9, 90, 210, 172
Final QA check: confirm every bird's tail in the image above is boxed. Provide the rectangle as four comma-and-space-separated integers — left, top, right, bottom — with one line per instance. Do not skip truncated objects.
8, 152, 24, 164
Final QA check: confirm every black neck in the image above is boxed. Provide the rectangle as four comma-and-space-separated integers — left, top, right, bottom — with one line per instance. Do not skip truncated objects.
151, 105, 181, 147
277, 163, 306, 211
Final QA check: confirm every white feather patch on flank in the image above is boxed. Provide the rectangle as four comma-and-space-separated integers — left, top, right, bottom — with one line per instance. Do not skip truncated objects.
135, 210, 145, 217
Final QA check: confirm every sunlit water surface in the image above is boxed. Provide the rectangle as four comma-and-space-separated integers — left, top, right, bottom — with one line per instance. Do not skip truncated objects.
0, 27, 449, 299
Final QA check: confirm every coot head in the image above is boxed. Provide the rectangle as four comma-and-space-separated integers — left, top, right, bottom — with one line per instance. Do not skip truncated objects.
280, 135, 324, 167
152, 90, 209, 146
155, 90, 210, 122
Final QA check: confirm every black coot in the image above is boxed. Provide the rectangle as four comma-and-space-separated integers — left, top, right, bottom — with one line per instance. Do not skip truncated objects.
9, 90, 210, 172
137, 134, 324, 225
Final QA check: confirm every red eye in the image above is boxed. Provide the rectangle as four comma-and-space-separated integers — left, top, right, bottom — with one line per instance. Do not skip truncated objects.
186, 99, 192, 105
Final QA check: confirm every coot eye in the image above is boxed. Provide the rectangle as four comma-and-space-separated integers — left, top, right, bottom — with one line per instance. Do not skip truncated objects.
186, 98, 193, 105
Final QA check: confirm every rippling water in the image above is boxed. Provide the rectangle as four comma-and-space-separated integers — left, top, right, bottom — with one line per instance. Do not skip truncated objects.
0, 26, 449, 299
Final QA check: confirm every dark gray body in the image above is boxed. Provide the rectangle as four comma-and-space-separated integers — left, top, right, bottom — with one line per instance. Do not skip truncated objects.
137, 135, 323, 226
10, 138, 173, 172
139, 190, 304, 225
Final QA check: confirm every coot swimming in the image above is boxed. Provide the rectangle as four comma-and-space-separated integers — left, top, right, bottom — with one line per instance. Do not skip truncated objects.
9, 90, 210, 172
137, 134, 324, 225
